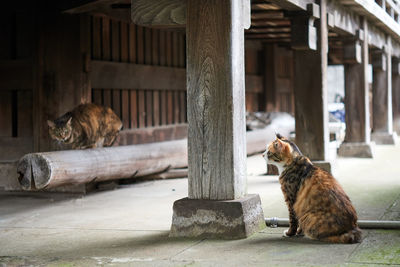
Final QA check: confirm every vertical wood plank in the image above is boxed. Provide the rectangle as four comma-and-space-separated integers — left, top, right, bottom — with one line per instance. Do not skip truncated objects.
180, 91, 186, 123
0, 92, 12, 137
92, 89, 102, 104
160, 91, 167, 125
17, 90, 33, 137
103, 89, 112, 108
138, 90, 146, 127
178, 33, 185, 67
112, 89, 121, 118
102, 16, 110, 60
111, 19, 120, 62
173, 91, 180, 123
166, 31, 172, 66
152, 29, 159, 65
167, 91, 173, 124
121, 90, 130, 129
146, 91, 153, 126
153, 91, 160, 126
128, 24, 137, 63
137, 26, 144, 64
144, 27, 152, 64
130, 90, 138, 128
120, 21, 128, 62
159, 30, 167, 66
92, 16, 102, 59
172, 32, 179, 67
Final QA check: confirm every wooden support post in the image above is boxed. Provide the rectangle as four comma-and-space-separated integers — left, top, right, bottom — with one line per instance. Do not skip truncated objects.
338, 19, 374, 158
292, 0, 330, 163
392, 57, 400, 134
371, 40, 397, 144
169, 0, 265, 239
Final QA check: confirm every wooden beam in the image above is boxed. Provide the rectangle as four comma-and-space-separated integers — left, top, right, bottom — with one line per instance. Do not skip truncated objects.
131, 0, 251, 29
131, 0, 185, 26
90, 60, 186, 90
91, 60, 261, 93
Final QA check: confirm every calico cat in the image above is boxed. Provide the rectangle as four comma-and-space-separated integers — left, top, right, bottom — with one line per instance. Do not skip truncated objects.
47, 103, 123, 149
263, 133, 361, 243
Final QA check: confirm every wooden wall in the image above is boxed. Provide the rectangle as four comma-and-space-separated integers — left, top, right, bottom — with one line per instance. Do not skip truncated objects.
0, 9, 294, 161
0, 10, 34, 160
90, 16, 187, 131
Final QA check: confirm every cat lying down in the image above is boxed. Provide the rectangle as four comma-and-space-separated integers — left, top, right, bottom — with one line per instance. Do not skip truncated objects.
47, 103, 123, 149
264, 133, 361, 243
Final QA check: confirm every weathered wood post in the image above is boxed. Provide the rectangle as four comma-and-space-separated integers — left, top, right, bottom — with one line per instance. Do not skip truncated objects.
290, 1, 331, 171
338, 21, 374, 158
392, 57, 400, 135
371, 38, 397, 144
170, 0, 265, 239
131, 0, 265, 239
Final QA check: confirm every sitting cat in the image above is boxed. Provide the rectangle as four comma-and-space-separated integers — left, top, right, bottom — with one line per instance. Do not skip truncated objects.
47, 103, 123, 149
263, 133, 361, 243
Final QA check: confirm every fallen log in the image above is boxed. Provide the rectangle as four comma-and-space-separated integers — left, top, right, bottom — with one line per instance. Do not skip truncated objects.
17, 113, 294, 190
17, 139, 188, 190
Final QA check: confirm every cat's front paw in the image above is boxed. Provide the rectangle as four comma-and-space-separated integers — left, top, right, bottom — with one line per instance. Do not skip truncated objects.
283, 228, 296, 237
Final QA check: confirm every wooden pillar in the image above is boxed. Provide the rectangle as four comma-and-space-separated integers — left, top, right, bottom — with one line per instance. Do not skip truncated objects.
169, 0, 265, 239
263, 44, 277, 112
338, 21, 374, 158
292, 1, 330, 165
371, 41, 397, 144
186, 0, 246, 200
392, 58, 400, 135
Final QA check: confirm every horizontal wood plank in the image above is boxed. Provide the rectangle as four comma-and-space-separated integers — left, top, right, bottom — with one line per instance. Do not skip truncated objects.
91, 60, 262, 92
91, 60, 186, 90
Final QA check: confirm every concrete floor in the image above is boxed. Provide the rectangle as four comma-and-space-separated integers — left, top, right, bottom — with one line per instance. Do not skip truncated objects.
0, 141, 400, 266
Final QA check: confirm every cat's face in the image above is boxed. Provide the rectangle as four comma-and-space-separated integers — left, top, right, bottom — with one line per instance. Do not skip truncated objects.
263, 134, 298, 174
263, 137, 291, 164
47, 118, 73, 142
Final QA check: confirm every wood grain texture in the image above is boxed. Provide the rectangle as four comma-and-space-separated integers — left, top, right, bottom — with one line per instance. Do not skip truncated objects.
293, 0, 329, 161
343, 19, 370, 143
17, 139, 188, 190
372, 49, 392, 133
131, 0, 186, 26
187, 0, 246, 200
90, 60, 186, 90
130, 90, 138, 128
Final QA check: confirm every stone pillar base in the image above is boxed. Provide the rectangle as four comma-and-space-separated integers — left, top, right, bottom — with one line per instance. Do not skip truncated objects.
338, 142, 375, 158
312, 161, 332, 174
169, 194, 265, 239
371, 132, 397, 145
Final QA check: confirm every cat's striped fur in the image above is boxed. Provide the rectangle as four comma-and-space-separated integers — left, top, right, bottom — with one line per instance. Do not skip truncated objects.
47, 103, 122, 149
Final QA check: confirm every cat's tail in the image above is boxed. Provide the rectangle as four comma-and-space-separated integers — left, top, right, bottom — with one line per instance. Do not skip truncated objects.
321, 228, 362, 244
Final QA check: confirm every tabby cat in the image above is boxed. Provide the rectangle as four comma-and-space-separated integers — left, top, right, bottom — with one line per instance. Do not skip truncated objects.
47, 103, 123, 149
263, 133, 361, 243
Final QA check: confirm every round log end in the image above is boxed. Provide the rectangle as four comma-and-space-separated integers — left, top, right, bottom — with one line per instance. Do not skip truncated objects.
17, 154, 52, 190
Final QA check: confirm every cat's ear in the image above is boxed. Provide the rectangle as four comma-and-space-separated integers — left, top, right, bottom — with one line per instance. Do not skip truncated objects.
47, 120, 55, 128
276, 132, 283, 140
66, 117, 72, 126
